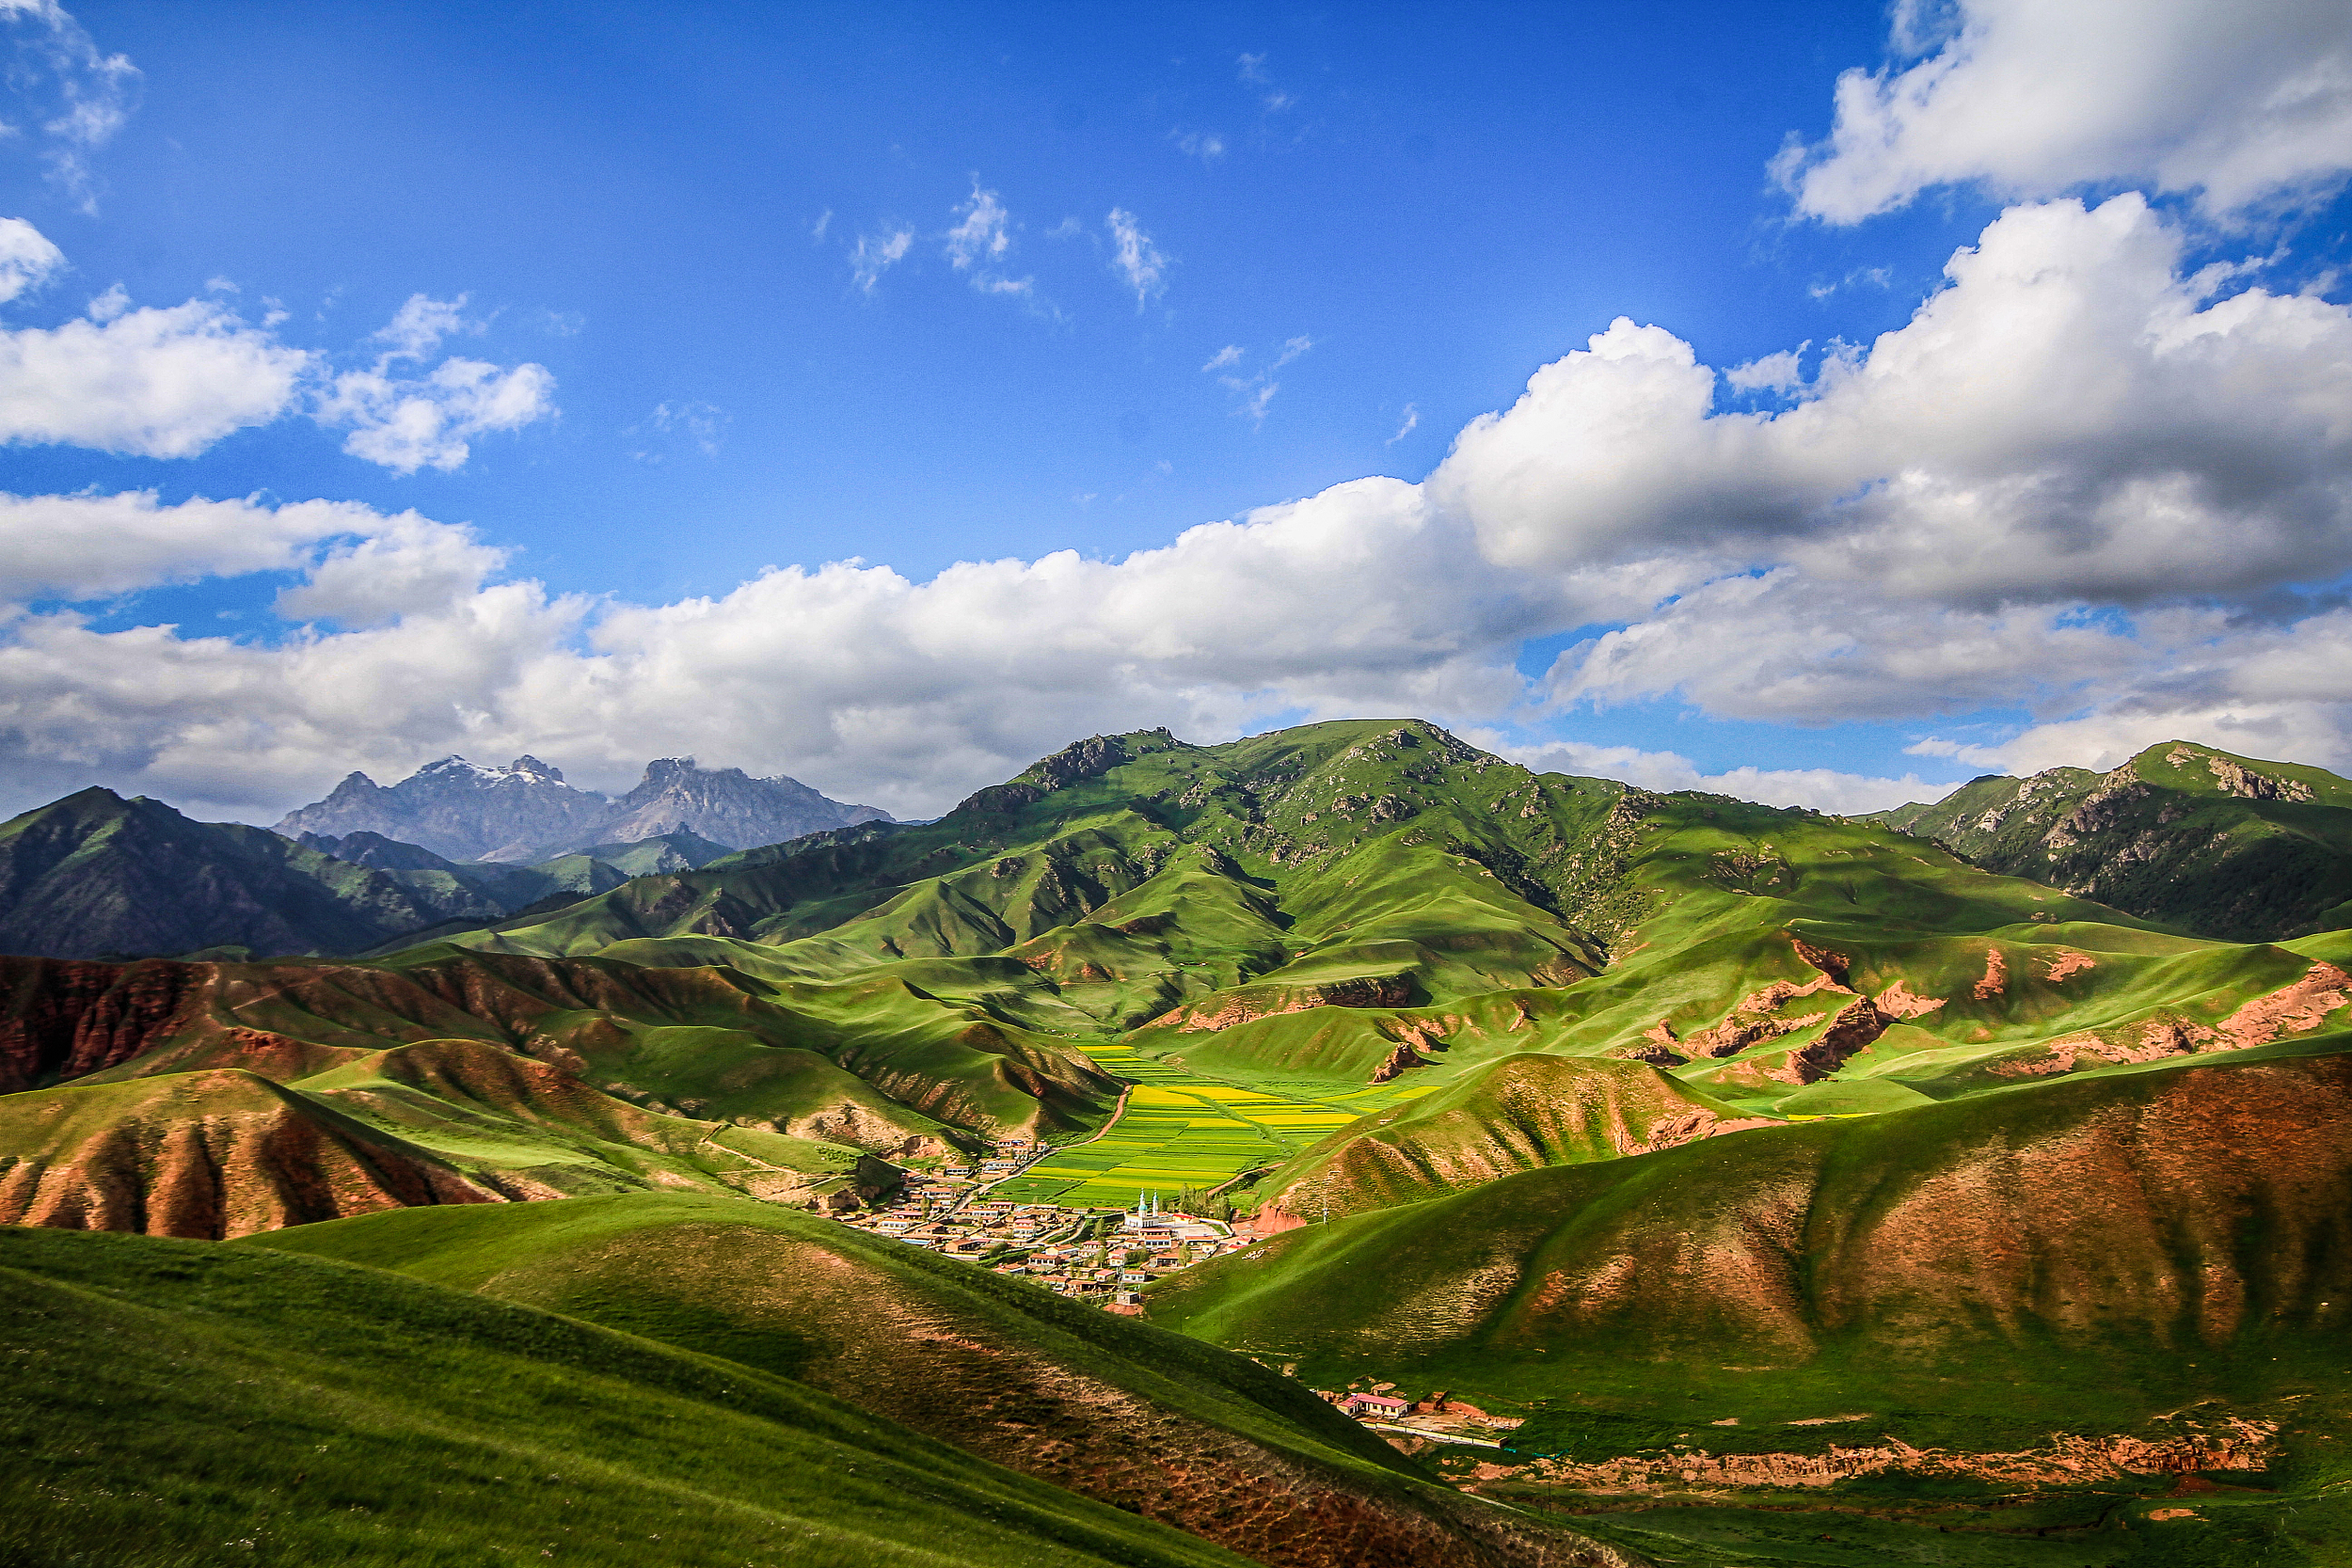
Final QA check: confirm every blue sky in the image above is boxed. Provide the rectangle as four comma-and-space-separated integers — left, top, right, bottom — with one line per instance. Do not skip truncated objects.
1, 0, 2348, 820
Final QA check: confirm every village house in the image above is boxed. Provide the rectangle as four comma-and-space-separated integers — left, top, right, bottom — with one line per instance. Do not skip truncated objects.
1342, 1394, 1410, 1421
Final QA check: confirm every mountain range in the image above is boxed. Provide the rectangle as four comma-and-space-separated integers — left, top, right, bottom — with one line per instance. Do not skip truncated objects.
1866, 739, 2352, 941
4, 719, 2349, 1564
274, 752, 892, 863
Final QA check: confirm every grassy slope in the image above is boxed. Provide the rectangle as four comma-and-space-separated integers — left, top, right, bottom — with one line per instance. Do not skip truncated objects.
245, 1192, 1627, 1568
0, 1224, 1254, 1568
1149, 1040, 2352, 1431
1867, 740, 2352, 941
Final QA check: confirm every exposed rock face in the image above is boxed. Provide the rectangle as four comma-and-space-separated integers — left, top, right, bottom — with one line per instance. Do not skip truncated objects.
0, 1068, 498, 1238
1868, 739, 2352, 940
275, 754, 892, 862
601, 757, 893, 850
277, 756, 614, 863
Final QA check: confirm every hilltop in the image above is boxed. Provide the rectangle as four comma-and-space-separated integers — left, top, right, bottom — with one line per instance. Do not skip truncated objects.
1868, 739, 2352, 940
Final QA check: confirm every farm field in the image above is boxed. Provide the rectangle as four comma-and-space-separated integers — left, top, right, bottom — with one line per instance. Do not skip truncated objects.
987, 1041, 1416, 1208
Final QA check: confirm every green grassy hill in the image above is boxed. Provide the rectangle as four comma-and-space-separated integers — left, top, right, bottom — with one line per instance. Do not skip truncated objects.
244, 1192, 1624, 1568
0, 787, 461, 959
1148, 1040, 2352, 1564
6, 718, 2352, 1563
1867, 740, 2352, 941
0, 1224, 1263, 1568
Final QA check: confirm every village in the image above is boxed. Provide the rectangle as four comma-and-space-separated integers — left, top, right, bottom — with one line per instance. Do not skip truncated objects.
829, 1137, 1256, 1314
827, 1138, 1529, 1447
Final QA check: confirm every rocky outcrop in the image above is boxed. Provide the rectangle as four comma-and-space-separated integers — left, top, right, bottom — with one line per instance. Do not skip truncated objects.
599, 757, 892, 852
1147, 974, 1420, 1033
275, 753, 889, 863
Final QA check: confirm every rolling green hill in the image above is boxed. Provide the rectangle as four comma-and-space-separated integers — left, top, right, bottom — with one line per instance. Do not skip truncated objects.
245, 1193, 1628, 1568
1868, 740, 2352, 941
0, 1224, 1267, 1568
6, 718, 2352, 1564
1149, 1039, 2352, 1564
0, 787, 460, 959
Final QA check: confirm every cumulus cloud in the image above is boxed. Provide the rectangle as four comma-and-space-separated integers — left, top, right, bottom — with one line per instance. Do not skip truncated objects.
1106, 209, 1168, 308
12, 176, 2352, 818
0, 289, 312, 456
0, 216, 64, 303
0, 0, 140, 212
1723, 346, 1805, 393
1434, 195, 2352, 610
1776, 0, 2352, 222
0, 477, 1587, 819
0, 234, 554, 469
312, 293, 555, 474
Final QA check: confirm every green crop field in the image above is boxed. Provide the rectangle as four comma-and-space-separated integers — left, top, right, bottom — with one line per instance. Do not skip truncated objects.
989, 1042, 1408, 1207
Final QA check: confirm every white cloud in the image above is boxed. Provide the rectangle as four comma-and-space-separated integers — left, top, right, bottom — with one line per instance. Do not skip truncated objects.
1723, 346, 1805, 392
371, 293, 477, 360
0, 489, 389, 600
0, 477, 1581, 818
945, 181, 1013, 270
274, 513, 508, 627
850, 227, 913, 294
318, 296, 555, 475
1106, 209, 1168, 308
1201, 344, 1242, 372
1499, 736, 1943, 815
0, 0, 139, 212
1433, 196, 2352, 610
0, 216, 64, 302
1237, 53, 1269, 85
0, 251, 551, 470
810, 209, 832, 242
0, 291, 312, 456
1388, 404, 1419, 444
1777, 0, 2352, 223
12, 171, 2352, 818
1216, 335, 1313, 424
627, 398, 727, 461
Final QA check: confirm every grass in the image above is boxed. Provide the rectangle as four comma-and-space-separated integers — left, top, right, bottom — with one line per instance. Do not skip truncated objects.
228, 1192, 1607, 1566
0, 1224, 1251, 1568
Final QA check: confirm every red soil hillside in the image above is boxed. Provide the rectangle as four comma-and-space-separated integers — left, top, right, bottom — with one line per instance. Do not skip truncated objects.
0, 1069, 494, 1237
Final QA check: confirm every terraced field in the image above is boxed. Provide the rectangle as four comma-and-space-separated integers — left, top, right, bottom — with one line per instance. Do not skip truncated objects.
990, 1042, 1417, 1208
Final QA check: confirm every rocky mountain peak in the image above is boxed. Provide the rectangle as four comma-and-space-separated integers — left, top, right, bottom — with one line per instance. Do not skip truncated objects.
275, 752, 889, 863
